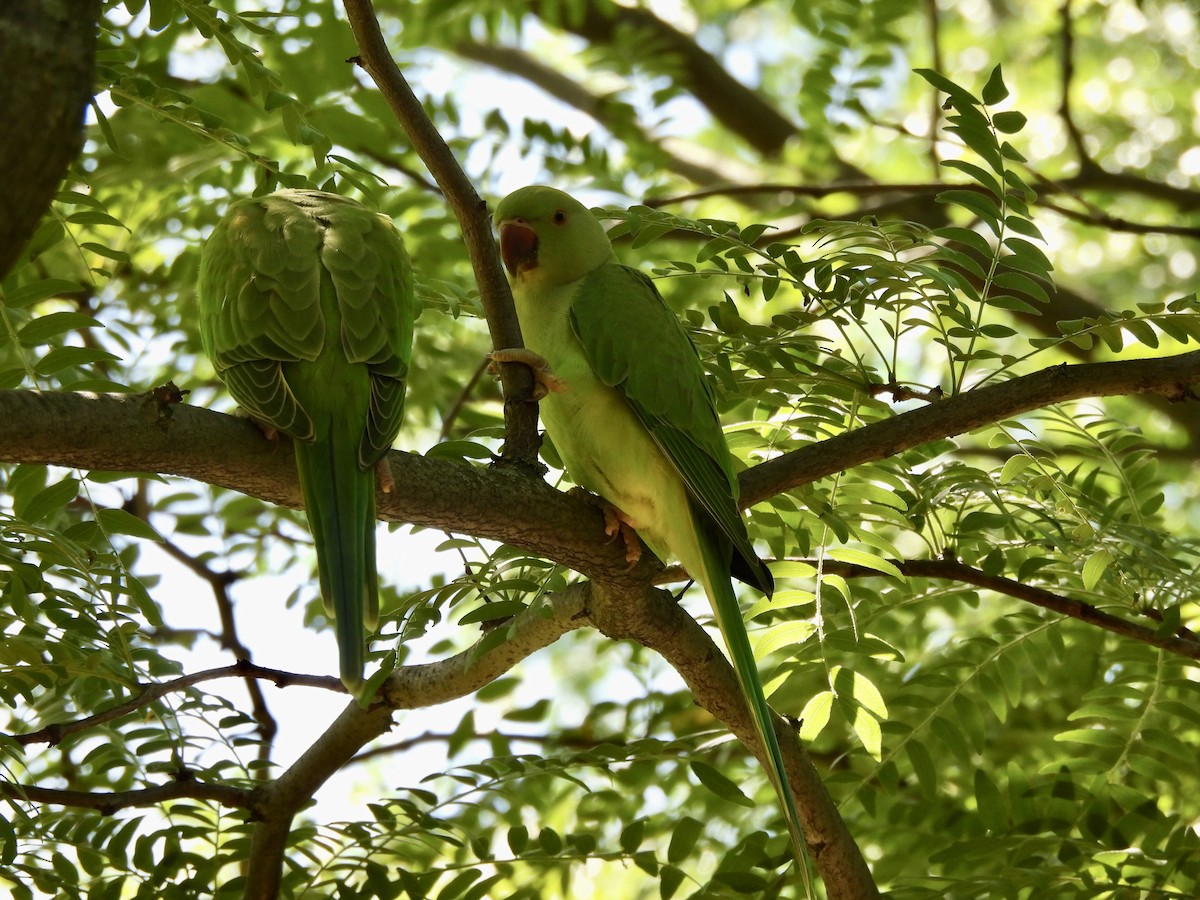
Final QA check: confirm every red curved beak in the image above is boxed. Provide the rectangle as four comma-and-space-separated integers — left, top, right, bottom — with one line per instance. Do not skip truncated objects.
499, 221, 538, 278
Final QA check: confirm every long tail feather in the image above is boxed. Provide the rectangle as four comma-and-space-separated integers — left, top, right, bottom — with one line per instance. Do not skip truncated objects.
696, 531, 811, 888
294, 423, 376, 689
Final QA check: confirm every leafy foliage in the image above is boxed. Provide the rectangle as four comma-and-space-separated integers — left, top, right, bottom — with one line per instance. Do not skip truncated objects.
1, 1, 1198, 898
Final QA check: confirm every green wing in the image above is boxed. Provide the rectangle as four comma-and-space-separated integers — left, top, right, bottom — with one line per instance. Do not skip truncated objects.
568, 262, 771, 593
197, 190, 415, 688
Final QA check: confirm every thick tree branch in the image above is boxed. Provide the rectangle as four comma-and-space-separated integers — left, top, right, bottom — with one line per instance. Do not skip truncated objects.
0, 388, 639, 581
3, 353, 1199, 575
523, 0, 799, 159
740, 351, 1200, 508
342, 0, 541, 464
452, 41, 739, 187
586, 578, 878, 898
242, 584, 591, 900
2, 353, 1199, 571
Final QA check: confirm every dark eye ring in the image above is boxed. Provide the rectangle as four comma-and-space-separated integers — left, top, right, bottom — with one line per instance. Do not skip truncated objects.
552, 209, 567, 224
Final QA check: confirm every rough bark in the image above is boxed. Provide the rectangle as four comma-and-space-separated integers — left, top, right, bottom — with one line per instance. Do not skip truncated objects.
0, 0, 100, 278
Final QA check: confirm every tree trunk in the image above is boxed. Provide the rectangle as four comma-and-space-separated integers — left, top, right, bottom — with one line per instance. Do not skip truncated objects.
0, 0, 100, 278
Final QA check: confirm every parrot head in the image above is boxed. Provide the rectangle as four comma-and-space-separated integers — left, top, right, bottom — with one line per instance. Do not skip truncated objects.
494, 185, 615, 288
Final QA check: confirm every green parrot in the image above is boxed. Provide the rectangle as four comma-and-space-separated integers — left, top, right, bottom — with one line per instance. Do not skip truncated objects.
492, 185, 806, 864
197, 189, 415, 691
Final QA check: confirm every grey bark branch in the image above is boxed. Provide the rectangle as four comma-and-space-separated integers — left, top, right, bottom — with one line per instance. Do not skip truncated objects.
2, 353, 1199, 577
2, 353, 1198, 572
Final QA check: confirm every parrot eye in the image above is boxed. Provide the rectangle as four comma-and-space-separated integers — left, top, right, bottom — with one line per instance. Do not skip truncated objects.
552, 209, 567, 224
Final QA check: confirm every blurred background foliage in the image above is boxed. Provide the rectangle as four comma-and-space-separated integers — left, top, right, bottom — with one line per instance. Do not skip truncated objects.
0, 0, 1198, 896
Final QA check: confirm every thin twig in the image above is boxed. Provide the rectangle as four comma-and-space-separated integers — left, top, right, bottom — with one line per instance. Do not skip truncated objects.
925, 0, 944, 173
9, 662, 342, 747
128, 485, 279, 765
1038, 197, 1200, 238
1059, 0, 1098, 174
0, 774, 255, 813
815, 558, 1200, 661
438, 356, 489, 442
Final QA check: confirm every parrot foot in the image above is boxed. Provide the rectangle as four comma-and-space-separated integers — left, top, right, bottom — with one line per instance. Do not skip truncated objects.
488, 348, 568, 401
600, 504, 642, 569
246, 416, 282, 447
565, 486, 642, 568
375, 457, 394, 494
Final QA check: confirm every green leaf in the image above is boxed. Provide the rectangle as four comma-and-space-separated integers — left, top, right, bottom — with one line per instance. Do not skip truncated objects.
620, 819, 645, 853
690, 761, 754, 807
992, 111, 1027, 133
659, 864, 685, 900
832, 666, 889, 720
437, 869, 481, 900
507, 825, 528, 855
906, 740, 937, 794
667, 816, 702, 864
15, 476, 80, 523
826, 547, 902, 579
16, 312, 103, 346
941, 161, 1003, 196
1082, 548, 1113, 591
937, 190, 1004, 233
981, 65, 1009, 105
798, 691, 834, 742
974, 769, 1006, 832
457, 600, 527, 625
2, 279, 87, 310
1000, 454, 1036, 484
915, 68, 979, 109
66, 211, 128, 229
753, 620, 816, 658
96, 508, 164, 542
35, 346, 120, 376
1054, 728, 1125, 749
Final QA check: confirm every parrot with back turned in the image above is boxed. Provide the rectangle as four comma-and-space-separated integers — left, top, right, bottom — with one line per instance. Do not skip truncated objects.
197, 189, 415, 691
491, 185, 807, 868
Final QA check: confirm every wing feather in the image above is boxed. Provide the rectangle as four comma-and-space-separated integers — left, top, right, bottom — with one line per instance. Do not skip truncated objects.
197, 190, 414, 456
568, 264, 771, 593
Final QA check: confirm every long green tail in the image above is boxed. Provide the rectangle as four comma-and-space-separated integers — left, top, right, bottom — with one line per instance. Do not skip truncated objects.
696, 528, 811, 886
293, 419, 377, 690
